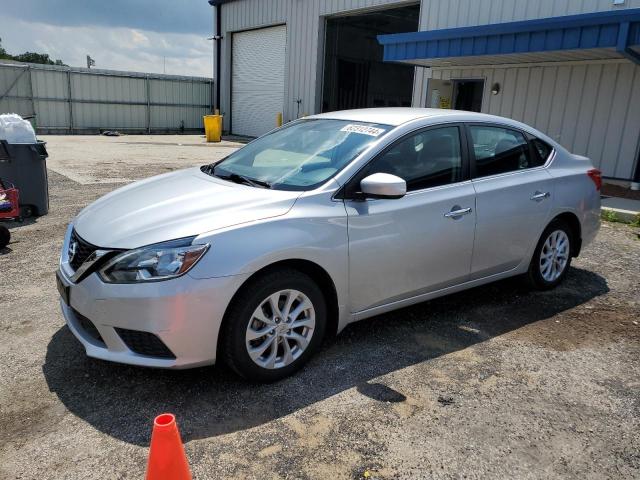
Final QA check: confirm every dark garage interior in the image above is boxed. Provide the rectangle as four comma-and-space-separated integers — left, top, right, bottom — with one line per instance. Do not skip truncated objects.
321, 4, 420, 112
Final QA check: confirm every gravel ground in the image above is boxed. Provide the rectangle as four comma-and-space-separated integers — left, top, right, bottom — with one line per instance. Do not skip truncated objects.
1, 136, 639, 479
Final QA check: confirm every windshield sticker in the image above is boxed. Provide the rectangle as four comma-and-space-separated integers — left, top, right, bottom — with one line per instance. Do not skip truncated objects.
340, 124, 385, 137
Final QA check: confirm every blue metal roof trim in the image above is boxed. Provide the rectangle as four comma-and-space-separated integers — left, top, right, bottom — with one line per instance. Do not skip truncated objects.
378, 8, 640, 65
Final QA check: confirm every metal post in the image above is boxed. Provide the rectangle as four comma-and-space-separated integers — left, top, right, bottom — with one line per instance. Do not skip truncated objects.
66, 70, 74, 134
146, 75, 151, 134
215, 3, 222, 112
631, 135, 640, 190
27, 66, 36, 122
210, 79, 214, 114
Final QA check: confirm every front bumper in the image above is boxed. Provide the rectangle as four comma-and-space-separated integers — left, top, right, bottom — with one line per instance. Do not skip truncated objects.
57, 267, 250, 369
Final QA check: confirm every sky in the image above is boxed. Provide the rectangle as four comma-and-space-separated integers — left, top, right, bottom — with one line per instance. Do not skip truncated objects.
0, 0, 214, 77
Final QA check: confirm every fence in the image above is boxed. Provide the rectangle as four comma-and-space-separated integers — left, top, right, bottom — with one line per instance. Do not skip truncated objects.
0, 61, 213, 134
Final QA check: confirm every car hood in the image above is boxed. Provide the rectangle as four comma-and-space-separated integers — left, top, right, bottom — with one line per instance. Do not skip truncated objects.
73, 167, 301, 248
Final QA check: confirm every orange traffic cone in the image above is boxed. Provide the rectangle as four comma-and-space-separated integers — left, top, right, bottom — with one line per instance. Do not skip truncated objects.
146, 413, 192, 480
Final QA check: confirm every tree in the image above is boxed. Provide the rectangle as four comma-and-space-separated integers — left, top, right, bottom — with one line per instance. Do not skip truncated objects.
0, 37, 67, 66
0, 38, 8, 59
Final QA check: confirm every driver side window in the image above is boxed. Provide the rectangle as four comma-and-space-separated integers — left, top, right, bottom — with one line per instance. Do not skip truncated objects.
364, 126, 463, 192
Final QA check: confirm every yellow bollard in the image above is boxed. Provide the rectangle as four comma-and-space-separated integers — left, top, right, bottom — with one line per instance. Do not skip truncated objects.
276, 112, 283, 128
203, 115, 222, 143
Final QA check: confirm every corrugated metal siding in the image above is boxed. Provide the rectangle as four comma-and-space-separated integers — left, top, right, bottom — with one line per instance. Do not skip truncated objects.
0, 65, 33, 119
219, 0, 419, 129
409, 0, 640, 181
0, 62, 213, 133
426, 60, 640, 179
419, 0, 640, 30
413, 0, 640, 105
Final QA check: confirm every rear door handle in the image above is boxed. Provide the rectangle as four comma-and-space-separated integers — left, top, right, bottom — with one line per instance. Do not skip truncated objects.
444, 207, 472, 218
530, 191, 550, 201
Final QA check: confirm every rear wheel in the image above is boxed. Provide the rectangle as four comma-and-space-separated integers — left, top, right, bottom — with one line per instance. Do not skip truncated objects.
526, 219, 573, 290
221, 268, 326, 382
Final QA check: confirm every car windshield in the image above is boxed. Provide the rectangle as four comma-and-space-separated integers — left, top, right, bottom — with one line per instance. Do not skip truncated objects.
204, 119, 392, 190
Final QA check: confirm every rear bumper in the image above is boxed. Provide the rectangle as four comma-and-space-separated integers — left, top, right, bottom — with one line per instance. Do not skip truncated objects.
58, 267, 250, 369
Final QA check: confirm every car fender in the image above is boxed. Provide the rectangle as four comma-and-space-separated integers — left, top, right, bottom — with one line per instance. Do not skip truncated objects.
188, 194, 351, 330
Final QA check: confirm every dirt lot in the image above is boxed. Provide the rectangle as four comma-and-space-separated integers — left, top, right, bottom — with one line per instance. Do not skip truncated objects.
1, 135, 639, 479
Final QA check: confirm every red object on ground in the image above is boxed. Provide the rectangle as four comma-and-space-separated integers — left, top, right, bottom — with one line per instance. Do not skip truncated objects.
146, 414, 192, 480
0, 182, 19, 220
587, 168, 602, 191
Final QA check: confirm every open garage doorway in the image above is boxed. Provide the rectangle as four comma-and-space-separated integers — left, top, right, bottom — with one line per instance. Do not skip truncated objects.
427, 78, 485, 112
452, 79, 484, 112
321, 4, 420, 113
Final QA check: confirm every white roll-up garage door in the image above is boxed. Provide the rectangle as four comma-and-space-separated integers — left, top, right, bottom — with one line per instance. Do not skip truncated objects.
231, 25, 286, 138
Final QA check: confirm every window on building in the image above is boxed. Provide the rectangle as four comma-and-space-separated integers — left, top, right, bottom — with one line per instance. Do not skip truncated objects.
364, 126, 463, 191
470, 126, 533, 177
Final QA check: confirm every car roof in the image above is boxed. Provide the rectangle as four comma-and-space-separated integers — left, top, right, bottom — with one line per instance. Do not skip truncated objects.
308, 107, 503, 127
307, 107, 507, 126
307, 107, 562, 149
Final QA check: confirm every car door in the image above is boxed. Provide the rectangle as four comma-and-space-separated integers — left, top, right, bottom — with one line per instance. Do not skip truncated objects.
343, 124, 476, 313
467, 124, 554, 279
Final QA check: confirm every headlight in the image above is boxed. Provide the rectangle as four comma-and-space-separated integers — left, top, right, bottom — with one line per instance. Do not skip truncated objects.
99, 237, 209, 284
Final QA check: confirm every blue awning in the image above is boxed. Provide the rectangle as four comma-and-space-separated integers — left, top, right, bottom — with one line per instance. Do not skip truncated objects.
378, 9, 640, 67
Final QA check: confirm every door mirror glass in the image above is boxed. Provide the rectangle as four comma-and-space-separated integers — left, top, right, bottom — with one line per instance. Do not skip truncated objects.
360, 173, 406, 199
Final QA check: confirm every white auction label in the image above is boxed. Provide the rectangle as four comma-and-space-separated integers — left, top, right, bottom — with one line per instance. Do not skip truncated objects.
340, 124, 385, 137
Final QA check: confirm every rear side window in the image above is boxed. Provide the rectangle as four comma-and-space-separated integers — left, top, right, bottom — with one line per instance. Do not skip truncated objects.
470, 125, 533, 177
531, 138, 553, 165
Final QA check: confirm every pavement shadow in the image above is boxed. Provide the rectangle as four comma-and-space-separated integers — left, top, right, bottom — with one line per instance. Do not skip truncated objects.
4, 216, 39, 230
43, 267, 608, 446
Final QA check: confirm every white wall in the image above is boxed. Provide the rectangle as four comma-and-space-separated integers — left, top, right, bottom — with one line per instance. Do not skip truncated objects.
410, 0, 640, 180
419, 0, 640, 30
420, 60, 640, 179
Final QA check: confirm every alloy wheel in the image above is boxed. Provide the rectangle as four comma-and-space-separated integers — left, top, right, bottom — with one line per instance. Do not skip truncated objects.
245, 289, 316, 369
539, 229, 570, 282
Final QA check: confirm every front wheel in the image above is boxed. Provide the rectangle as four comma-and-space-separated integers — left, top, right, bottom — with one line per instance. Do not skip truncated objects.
526, 219, 573, 290
221, 268, 326, 382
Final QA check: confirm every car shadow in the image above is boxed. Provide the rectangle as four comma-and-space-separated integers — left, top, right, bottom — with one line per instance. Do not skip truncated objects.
42, 267, 608, 446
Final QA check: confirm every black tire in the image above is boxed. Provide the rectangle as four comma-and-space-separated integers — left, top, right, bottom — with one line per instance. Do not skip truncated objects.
0, 225, 10, 249
19, 205, 33, 218
526, 219, 573, 290
221, 268, 327, 382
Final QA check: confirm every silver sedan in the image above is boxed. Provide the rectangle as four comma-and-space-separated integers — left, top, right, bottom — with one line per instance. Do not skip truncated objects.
56, 108, 601, 381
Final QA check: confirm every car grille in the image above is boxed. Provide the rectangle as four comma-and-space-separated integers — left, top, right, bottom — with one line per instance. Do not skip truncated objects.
73, 309, 105, 346
69, 229, 99, 271
115, 328, 176, 359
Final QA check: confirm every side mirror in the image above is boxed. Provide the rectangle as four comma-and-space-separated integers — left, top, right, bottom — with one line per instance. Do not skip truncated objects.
360, 173, 406, 199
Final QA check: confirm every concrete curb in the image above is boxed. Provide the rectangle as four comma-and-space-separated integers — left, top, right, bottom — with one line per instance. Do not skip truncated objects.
601, 206, 640, 224
601, 197, 640, 225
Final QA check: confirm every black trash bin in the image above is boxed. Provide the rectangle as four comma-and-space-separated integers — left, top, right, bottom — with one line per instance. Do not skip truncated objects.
0, 140, 49, 217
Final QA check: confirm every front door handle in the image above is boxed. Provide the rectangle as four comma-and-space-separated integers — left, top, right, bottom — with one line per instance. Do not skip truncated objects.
530, 191, 550, 201
444, 207, 472, 219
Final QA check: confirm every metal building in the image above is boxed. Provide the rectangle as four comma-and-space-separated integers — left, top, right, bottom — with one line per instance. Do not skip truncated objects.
0, 62, 213, 134
209, 0, 640, 187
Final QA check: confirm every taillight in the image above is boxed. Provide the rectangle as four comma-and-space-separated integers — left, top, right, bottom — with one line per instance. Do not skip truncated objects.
587, 169, 602, 191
